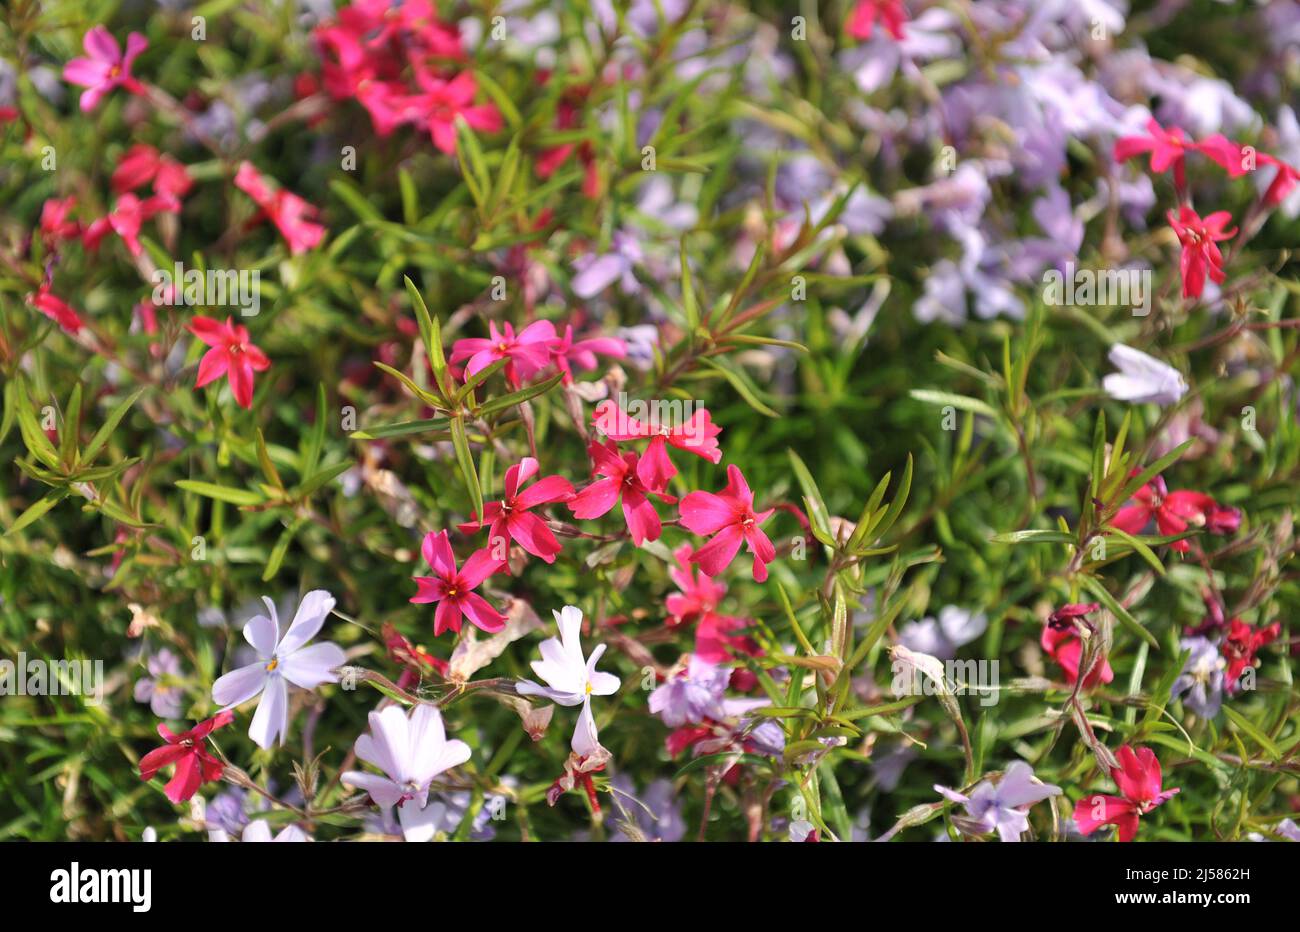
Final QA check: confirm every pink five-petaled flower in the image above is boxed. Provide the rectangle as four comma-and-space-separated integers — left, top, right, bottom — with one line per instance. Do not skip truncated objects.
679, 465, 776, 582
402, 70, 503, 154
234, 161, 326, 255
666, 543, 726, 627
138, 710, 235, 804
450, 320, 557, 389
1111, 473, 1240, 554
188, 316, 271, 410
551, 325, 626, 384
461, 457, 574, 564
410, 530, 507, 635
1074, 745, 1180, 842
847, 0, 908, 40
592, 400, 723, 492
63, 27, 147, 112
568, 439, 677, 546
1114, 119, 1196, 184
1167, 206, 1235, 299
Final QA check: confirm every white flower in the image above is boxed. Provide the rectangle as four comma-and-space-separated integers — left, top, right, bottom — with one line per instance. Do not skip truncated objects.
516, 606, 621, 707
341, 704, 471, 843
1102, 344, 1187, 407
211, 589, 345, 749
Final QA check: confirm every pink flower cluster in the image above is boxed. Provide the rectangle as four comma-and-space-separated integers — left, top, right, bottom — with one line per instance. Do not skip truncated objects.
313, 0, 501, 153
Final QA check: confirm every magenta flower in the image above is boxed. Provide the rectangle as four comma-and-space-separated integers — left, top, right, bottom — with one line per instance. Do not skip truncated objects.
461, 457, 575, 564
234, 162, 326, 256
1167, 206, 1236, 299
187, 316, 271, 410
551, 325, 626, 384
568, 440, 677, 546
450, 320, 557, 389
1113, 118, 1195, 181
401, 70, 503, 154
848, 0, 908, 40
679, 465, 776, 582
138, 710, 234, 804
592, 400, 723, 491
410, 530, 507, 636
27, 286, 84, 335
63, 27, 147, 112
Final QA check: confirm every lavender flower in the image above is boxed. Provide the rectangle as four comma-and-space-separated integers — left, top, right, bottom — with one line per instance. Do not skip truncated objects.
899, 606, 988, 660
1171, 636, 1226, 718
134, 648, 185, 719
935, 761, 1062, 842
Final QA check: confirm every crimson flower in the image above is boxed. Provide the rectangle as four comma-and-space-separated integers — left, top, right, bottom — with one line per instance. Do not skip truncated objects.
89, 192, 176, 258
450, 320, 557, 389
1221, 618, 1281, 693
1111, 473, 1239, 553
27, 286, 84, 335
234, 161, 326, 255
62, 27, 147, 112
112, 144, 193, 199
39, 197, 81, 244
138, 710, 235, 804
400, 70, 502, 154
1041, 620, 1113, 688
695, 613, 762, 665
410, 530, 506, 635
1166, 206, 1235, 299
847, 0, 908, 40
1074, 745, 1179, 842
679, 465, 776, 582
1259, 153, 1300, 208
382, 621, 448, 691
188, 316, 271, 409
568, 440, 676, 546
461, 457, 574, 564
593, 400, 723, 491
666, 543, 726, 627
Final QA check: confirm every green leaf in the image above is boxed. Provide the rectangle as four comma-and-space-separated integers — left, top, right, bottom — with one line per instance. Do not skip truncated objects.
450, 416, 483, 519
989, 529, 1075, 545
175, 480, 266, 506
5, 489, 70, 536
297, 461, 351, 497
351, 418, 450, 440
699, 357, 778, 417
1222, 706, 1282, 761
82, 387, 146, 464
1080, 575, 1158, 649
476, 372, 564, 418
909, 389, 999, 421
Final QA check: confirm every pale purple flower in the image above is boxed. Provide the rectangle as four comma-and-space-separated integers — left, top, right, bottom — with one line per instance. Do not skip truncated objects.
899, 606, 988, 661
610, 775, 685, 842
571, 232, 643, 298
211, 589, 345, 749
134, 648, 184, 719
648, 655, 730, 727
935, 761, 1062, 842
342, 703, 471, 842
240, 820, 311, 842
1103, 344, 1188, 406
1171, 636, 1226, 719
